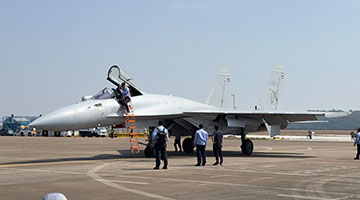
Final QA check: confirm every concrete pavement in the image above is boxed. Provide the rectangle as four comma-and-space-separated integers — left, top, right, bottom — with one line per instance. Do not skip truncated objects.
0, 136, 359, 200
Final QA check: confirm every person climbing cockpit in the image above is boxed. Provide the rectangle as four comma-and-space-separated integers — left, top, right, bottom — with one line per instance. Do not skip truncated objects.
113, 82, 131, 114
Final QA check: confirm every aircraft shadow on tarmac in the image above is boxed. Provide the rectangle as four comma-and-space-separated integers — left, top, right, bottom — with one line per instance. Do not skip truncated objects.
165, 150, 315, 159
0, 150, 315, 166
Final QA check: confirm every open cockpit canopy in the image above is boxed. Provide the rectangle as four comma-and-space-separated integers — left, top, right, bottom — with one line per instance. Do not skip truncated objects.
81, 65, 143, 102
107, 65, 143, 97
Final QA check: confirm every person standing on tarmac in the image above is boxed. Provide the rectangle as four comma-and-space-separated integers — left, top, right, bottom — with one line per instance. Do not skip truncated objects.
110, 127, 114, 139
194, 124, 208, 166
174, 135, 182, 152
354, 128, 360, 160
152, 120, 169, 169
212, 125, 223, 165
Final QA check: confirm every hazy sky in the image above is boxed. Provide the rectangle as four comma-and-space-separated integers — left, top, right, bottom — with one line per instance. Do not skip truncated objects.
1, 0, 360, 117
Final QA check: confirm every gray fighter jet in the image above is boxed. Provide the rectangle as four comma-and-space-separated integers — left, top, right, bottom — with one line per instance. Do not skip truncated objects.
29, 65, 324, 155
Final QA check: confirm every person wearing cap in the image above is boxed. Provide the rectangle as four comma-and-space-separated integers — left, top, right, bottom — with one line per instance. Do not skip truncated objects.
194, 124, 208, 166
151, 120, 169, 169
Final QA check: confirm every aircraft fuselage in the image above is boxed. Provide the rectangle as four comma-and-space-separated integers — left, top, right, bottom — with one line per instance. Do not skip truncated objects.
30, 94, 250, 133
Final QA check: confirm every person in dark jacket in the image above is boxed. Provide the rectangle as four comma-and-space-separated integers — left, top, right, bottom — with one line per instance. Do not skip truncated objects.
151, 120, 169, 169
212, 125, 223, 165
354, 128, 360, 160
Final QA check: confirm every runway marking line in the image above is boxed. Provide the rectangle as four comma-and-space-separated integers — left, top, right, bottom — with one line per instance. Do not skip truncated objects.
87, 162, 175, 200
111, 173, 360, 198
98, 179, 149, 185
86, 161, 360, 199
277, 194, 352, 200
0, 158, 146, 168
2, 161, 360, 199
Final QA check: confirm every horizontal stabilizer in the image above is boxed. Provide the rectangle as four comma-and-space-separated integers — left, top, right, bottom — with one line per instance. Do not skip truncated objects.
324, 111, 352, 118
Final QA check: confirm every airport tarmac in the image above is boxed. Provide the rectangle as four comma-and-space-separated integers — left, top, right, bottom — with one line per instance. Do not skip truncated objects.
0, 136, 360, 200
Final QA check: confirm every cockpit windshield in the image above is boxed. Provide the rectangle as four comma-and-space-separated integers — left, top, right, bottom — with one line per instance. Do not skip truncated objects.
92, 88, 115, 100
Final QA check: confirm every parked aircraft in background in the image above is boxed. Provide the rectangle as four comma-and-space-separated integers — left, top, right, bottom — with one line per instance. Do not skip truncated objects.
30, 65, 325, 155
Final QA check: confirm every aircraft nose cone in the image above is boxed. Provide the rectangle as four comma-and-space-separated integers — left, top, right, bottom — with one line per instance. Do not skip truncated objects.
29, 105, 78, 131
28, 118, 43, 128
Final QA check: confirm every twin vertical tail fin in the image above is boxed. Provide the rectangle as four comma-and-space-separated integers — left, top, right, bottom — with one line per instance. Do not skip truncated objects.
256, 65, 285, 111
205, 65, 284, 137
205, 65, 284, 111
257, 65, 285, 137
205, 67, 231, 108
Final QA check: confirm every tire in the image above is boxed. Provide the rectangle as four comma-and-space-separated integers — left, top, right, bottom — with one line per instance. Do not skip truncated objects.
144, 146, 155, 157
43, 130, 48, 137
182, 138, 194, 153
241, 139, 254, 155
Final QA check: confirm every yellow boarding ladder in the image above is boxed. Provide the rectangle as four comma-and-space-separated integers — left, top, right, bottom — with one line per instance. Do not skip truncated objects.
125, 103, 140, 154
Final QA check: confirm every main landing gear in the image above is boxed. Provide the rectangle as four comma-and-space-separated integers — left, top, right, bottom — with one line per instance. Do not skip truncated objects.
144, 143, 156, 157
144, 131, 253, 156
144, 138, 195, 156
241, 139, 254, 155
181, 136, 253, 155
240, 129, 253, 155
182, 138, 194, 153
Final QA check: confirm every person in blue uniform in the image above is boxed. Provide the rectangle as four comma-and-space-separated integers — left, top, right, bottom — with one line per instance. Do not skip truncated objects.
112, 82, 131, 113
194, 124, 208, 166
174, 135, 182, 152
119, 82, 131, 113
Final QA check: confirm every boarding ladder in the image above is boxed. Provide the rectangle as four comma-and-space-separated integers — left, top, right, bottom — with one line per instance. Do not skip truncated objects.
125, 103, 140, 154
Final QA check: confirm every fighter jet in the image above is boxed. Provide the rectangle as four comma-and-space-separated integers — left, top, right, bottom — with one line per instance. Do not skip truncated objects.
29, 65, 324, 155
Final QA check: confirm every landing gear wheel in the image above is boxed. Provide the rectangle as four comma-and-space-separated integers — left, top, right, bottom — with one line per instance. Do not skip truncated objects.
144, 146, 155, 157
182, 138, 194, 153
241, 139, 253, 155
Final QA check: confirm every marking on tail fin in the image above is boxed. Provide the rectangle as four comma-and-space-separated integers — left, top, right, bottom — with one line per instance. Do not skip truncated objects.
257, 65, 284, 111
205, 67, 231, 108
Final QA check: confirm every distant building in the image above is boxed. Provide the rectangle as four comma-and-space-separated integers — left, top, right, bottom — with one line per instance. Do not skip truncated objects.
1, 116, 38, 131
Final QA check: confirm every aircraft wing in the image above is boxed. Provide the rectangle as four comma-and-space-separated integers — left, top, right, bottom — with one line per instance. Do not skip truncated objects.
106, 109, 323, 125
183, 110, 324, 137
183, 110, 324, 125
106, 106, 324, 137
184, 110, 324, 125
